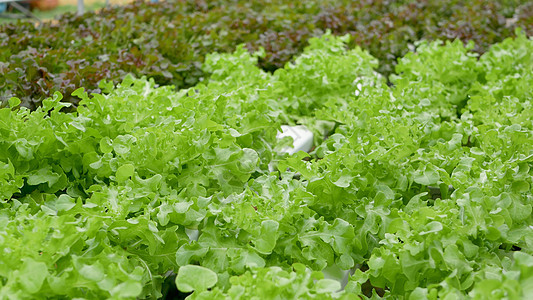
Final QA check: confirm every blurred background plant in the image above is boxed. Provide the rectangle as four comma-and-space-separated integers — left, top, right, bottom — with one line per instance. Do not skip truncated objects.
0, 0, 531, 110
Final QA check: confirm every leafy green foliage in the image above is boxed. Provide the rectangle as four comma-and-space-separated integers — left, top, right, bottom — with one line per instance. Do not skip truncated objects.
1, 33, 532, 299
1, 0, 532, 109
190, 264, 352, 300
176, 265, 218, 293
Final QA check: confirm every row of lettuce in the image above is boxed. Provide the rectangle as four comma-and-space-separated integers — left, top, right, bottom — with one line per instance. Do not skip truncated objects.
1, 32, 532, 299
1, 0, 532, 110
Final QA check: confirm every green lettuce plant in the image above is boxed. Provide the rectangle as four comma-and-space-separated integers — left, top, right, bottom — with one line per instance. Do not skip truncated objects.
1, 33, 532, 299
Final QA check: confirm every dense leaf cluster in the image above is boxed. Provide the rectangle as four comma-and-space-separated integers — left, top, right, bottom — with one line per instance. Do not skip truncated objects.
1, 32, 532, 298
1, 0, 532, 110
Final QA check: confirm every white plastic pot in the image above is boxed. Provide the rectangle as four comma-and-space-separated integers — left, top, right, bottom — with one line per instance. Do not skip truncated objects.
277, 125, 314, 154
